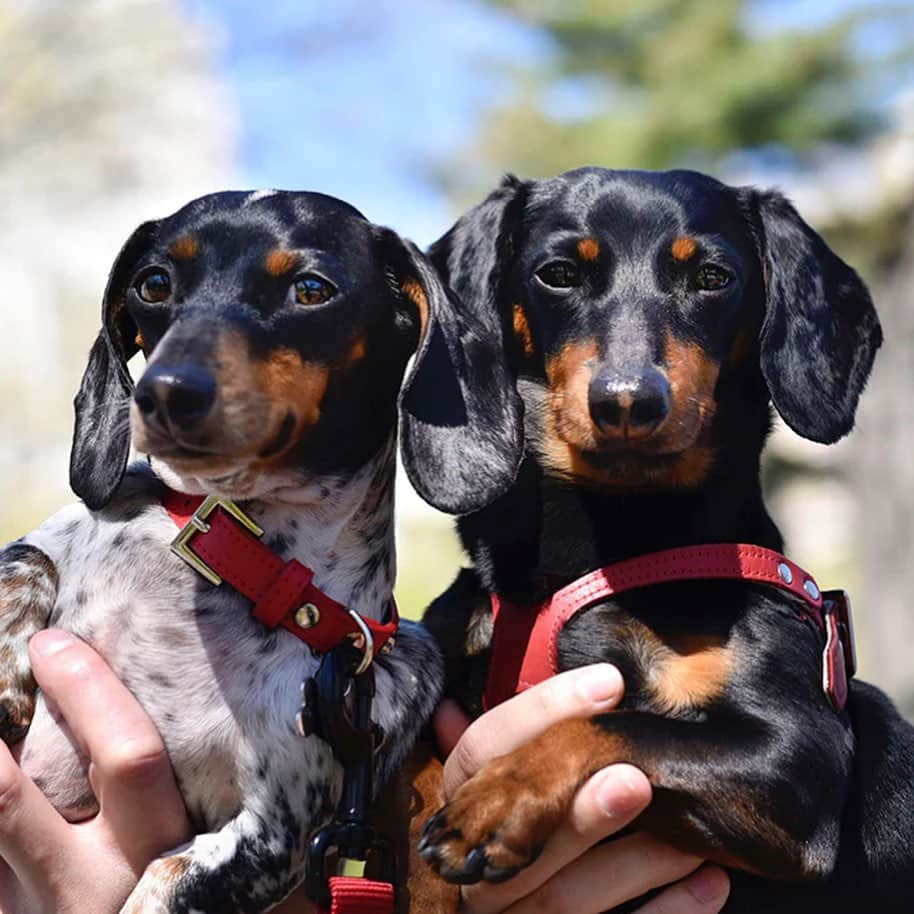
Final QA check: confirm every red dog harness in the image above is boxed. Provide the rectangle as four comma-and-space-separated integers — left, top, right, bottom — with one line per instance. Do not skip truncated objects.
164, 490, 397, 914
484, 544, 857, 714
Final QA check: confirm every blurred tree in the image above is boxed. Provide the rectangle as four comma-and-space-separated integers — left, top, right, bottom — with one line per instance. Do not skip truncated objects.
0, 0, 234, 538
451, 0, 911, 189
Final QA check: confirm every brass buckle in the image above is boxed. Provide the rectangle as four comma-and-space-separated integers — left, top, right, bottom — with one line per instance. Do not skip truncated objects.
170, 495, 264, 585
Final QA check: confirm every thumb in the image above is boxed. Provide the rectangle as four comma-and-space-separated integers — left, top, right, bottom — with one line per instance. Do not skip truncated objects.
434, 699, 471, 757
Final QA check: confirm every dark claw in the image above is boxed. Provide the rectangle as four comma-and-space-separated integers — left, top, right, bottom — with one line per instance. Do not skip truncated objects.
418, 839, 440, 863
421, 808, 448, 840
462, 846, 489, 881
437, 859, 486, 886
483, 862, 523, 884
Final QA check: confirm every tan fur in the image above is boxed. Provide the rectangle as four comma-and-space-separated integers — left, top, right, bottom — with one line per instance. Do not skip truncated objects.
169, 236, 200, 260
265, 248, 299, 277
122, 856, 191, 913
671, 236, 698, 262
402, 277, 429, 341
577, 237, 600, 261
512, 303, 535, 357
372, 743, 460, 913
536, 332, 719, 490
545, 340, 600, 450
649, 633, 733, 713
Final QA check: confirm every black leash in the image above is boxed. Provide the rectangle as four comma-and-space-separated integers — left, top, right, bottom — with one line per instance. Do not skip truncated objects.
302, 644, 397, 909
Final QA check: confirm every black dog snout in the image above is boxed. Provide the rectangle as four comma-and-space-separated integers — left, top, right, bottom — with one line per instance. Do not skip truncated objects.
588, 367, 671, 439
135, 365, 217, 432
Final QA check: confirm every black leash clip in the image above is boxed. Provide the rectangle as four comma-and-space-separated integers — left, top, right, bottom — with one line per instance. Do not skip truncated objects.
302, 644, 396, 908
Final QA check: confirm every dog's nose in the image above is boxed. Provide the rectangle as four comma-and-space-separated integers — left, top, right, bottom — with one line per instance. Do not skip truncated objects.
135, 365, 217, 431
588, 368, 671, 440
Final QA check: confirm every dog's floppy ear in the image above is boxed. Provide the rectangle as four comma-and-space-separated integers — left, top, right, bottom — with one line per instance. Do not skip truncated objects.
382, 183, 526, 514
744, 189, 882, 443
70, 220, 159, 509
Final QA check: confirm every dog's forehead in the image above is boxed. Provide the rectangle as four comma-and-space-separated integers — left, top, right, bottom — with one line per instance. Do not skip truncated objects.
526, 169, 746, 244
152, 190, 375, 260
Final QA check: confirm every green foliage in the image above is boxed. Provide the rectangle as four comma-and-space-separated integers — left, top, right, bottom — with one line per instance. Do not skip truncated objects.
465, 0, 910, 183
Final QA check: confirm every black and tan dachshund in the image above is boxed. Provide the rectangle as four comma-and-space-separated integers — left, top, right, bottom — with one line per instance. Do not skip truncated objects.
415, 168, 914, 913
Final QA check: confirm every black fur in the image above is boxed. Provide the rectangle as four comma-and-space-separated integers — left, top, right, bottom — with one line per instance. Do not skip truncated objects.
423, 168, 913, 913
68, 192, 483, 514
746, 190, 882, 443
400, 186, 526, 514
71, 220, 159, 509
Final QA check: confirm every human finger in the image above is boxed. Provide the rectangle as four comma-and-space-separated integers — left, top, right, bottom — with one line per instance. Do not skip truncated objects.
443, 664, 623, 799
0, 740, 70, 908
29, 629, 190, 867
494, 834, 705, 914
631, 865, 730, 914
434, 699, 472, 757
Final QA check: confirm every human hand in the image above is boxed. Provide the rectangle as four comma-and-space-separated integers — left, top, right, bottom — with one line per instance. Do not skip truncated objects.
0, 629, 192, 914
434, 665, 730, 914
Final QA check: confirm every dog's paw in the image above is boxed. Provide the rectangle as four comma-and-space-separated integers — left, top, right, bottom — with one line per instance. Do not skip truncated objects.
418, 755, 563, 885
120, 856, 189, 914
0, 678, 35, 745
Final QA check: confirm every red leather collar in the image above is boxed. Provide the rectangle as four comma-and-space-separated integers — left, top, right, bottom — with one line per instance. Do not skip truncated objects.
484, 544, 856, 714
163, 491, 397, 661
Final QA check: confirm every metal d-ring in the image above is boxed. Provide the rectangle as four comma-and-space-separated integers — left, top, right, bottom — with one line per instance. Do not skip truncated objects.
346, 609, 375, 676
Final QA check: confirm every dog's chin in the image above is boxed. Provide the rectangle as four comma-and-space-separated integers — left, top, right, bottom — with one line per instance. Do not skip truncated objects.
538, 432, 715, 492
134, 427, 263, 499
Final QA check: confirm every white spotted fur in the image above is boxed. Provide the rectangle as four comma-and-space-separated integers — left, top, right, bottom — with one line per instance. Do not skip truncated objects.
13, 433, 442, 913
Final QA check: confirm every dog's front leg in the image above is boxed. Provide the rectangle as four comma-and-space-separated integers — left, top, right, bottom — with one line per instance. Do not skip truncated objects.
421, 710, 852, 886
121, 803, 310, 914
0, 543, 58, 743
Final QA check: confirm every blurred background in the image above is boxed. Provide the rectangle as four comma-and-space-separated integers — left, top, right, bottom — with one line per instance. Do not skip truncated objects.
2, 0, 914, 712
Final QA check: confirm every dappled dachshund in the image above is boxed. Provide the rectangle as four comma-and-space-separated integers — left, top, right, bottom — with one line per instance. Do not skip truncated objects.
0, 190, 501, 913
418, 169, 914, 912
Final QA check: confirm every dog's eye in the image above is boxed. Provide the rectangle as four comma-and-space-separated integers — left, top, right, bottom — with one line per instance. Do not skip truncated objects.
294, 274, 336, 306
695, 265, 732, 291
136, 270, 171, 303
535, 260, 582, 290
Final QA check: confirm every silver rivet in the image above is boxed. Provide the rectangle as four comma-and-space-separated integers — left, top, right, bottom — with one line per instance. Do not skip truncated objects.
294, 603, 320, 629
778, 562, 793, 585
804, 579, 820, 600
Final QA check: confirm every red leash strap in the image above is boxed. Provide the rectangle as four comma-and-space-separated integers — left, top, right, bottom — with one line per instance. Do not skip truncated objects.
318, 876, 395, 914
163, 491, 397, 658
485, 544, 855, 714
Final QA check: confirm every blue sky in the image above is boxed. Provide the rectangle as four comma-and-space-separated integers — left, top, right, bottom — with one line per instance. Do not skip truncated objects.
187, 0, 908, 246
188, 0, 543, 244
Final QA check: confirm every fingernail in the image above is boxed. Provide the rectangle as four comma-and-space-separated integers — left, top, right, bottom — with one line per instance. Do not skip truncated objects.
576, 664, 623, 705
31, 629, 76, 657
687, 866, 729, 904
595, 766, 647, 818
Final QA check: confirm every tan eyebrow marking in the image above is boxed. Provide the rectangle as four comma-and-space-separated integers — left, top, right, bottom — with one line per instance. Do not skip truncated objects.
169, 235, 199, 260
265, 249, 299, 277
401, 277, 429, 340
577, 238, 600, 261
671, 237, 699, 262
512, 303, 534, 357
